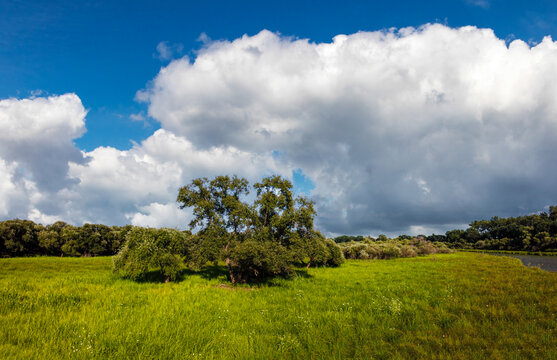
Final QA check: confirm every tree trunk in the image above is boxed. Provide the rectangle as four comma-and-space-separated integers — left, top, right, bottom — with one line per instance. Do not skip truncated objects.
306, 260, 312, 269
226, 257, 236, 284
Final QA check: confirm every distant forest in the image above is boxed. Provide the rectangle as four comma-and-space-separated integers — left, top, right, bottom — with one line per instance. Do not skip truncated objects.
334, 206, 557, 252
0, 221, 133, 258
1, 206, 557, 258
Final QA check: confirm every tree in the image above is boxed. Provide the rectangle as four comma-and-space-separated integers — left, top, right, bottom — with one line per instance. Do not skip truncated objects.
177, 175, 252, 279
291, 231, 328, 268
0, 220, 41, 257
177, 174, 343, 283
324, 239, 345, 266
377, 234, 389, 242
224, 240, 293, 283
60, 225, 82, 256
445, 229, 465, 246
38, 221, 68, 256
113, 228, 187, 282
38, 229, 62, 256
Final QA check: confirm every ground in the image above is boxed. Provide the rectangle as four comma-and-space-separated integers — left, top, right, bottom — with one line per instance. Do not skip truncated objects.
0, 253, 556, 359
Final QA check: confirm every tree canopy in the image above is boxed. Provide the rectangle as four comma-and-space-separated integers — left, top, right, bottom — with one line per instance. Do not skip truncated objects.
113, 228, 188, 282
426, 206, 557, 251
177, 175, 344, 283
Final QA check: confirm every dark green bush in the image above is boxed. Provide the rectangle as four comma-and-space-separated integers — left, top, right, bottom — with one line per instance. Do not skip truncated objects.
225, 240, 293, 283
324, 239, 344, 266
0, 220, 41, 256
113, 228, 188, 282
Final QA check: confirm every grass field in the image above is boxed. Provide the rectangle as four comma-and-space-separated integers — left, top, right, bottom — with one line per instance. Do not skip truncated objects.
0, 253, 556, 359
458, 249, 557, 256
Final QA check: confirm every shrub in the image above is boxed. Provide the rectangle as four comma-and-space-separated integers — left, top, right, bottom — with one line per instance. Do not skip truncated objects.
337, 238, 451, 260
290, 232, 330, 268
380, 242, 401, 259
113, 228, 187, 282
225, 240, 293, 283
434, 243, 452, 254
342, 243, 365, 259
324, 239, 345, 266
365, 243, 382, 259
400, 244, 418, 258
414, 239, 437, 255
358, 249, 370, 260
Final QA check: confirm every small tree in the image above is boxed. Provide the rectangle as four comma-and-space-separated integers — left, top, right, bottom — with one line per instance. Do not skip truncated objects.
177, 174, 344, 283
177, 175, 252, 278
113, 228, 187, 282
224, 239, 293, 283
324, 239, 345, 266
0, 220, 41, 257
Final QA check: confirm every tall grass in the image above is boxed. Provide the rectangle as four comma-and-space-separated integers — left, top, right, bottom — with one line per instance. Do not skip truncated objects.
0, 253, 556, 359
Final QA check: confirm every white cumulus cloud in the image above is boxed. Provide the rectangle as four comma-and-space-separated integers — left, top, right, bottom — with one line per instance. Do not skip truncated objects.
62, 129, 287, 227
140, 24, 557, 235
0, 94, 87, 192
0, 94, 87, 221
128, 202, 188, 229
3, 24, 557, 236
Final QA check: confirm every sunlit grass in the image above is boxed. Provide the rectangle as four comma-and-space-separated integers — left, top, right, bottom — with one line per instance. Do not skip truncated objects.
459, 249, 557, 256
0, 253, 556, 359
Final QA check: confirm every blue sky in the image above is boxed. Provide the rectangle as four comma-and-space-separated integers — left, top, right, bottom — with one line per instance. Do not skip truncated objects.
2, 0, 557, 235
2, 0, 557, 151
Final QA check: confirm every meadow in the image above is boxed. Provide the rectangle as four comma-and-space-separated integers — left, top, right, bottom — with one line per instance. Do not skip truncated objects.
0, 253, 556, 359
458, 249, 557, 256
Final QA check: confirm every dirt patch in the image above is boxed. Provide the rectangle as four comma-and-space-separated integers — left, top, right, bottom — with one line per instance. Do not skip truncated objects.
214, 283, 253, 291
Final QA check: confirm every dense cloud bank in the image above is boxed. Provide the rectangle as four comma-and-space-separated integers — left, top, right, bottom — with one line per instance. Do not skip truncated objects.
2, 24, 557, 235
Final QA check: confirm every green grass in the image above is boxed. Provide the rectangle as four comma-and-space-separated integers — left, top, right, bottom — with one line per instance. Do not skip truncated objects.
0, 253, 556, 359
458, 249, 557, 256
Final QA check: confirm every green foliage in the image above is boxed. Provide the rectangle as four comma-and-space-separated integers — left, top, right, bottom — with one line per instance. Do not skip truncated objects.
0, 175, 338, 285
176, 175, 251, 233
338, 238, 453, 260
377, 234, 389, 242
400, 244, 418, 257
0, 220, 131, 258
0, 220, 41, 256
290, 233, 345, 268
113, 228, 187, 281
177, 174, 340, 283
426, 207, 557, 252
186, 226, 228, 268
381, 241, 402, 258
324, 239, 344, 266
37, 229, 62, 255
332, 235, 365, 243
225, 240, 294, 283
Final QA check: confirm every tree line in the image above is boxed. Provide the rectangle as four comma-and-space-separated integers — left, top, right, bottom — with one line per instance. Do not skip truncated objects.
334, 206, 557, 252
438, 206, 557, 251
0, 220, 133, 258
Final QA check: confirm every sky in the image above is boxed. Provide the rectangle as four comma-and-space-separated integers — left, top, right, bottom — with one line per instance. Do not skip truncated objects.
1, 0, 557, 236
